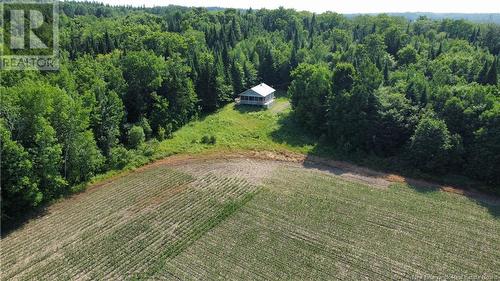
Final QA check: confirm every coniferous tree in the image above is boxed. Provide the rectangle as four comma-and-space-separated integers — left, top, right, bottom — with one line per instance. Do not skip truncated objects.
485, 57, 498, 85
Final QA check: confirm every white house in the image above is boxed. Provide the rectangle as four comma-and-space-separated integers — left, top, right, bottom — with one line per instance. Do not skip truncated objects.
237, 83, 275, 108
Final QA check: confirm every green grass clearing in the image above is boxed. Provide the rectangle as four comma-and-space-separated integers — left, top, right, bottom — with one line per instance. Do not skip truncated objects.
155, 97, 316, 156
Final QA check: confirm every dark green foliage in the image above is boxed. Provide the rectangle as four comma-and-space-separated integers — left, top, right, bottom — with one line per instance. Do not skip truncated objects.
355, 61, 383, 93
161, 54, 199, 129
373, 90, 419, 155
383, 62, 389, 84
288, 63, 331, 131
231, 60, 245, 95
485, 57, 498, 85
332, 63, 356, 94
120, 50, 166, 123
194, 52, 231, 112
406, 73, 429, 105
467, 104, 500, 184
409, 115, 456, 173
0, 122, 41, 221
384, 26, 402, 56
397, 45, 418, 66
327, 84, 380, 151
92, 87, 125, 157
477, 61, 490, 84
127, 125, 145, 149
201, 135, 216, 145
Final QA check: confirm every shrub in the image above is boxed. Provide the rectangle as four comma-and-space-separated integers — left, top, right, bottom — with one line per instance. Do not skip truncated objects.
139, 139, 160, 157
165, 123, 173, 139
128, 125, 145, 149
108, 145, 133, 170
157, 126, 166, 141
201, 135, 210, 144
201, 135, 217, 145
139, 118, 153, 140
157, 124, 173, 141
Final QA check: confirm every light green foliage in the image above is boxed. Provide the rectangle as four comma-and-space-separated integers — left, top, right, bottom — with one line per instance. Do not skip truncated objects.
108, 145, 135, 170
138, 117, 153, 140
66, 131, 105, 184
127, 125, 146, 149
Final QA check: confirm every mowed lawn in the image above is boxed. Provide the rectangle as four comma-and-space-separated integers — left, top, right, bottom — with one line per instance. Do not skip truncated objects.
2, 158, 499, 280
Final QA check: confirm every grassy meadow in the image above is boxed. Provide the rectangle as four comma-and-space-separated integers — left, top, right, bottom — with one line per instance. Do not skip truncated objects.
154, 96, 316, 156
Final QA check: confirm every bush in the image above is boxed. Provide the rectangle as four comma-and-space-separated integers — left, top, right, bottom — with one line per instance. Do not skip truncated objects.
108, 145, 133, 170
201, 135, 210, 144
157, 123, 173, 141
128, 125, 145, 149
165, 123, 173, 139
139, 118, 152, 140
157, 126, 166, 141
138, 139, 160, 157
201, 135, 216, 145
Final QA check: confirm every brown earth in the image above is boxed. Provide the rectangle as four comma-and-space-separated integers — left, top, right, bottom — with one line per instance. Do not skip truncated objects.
138, 150, 500, 205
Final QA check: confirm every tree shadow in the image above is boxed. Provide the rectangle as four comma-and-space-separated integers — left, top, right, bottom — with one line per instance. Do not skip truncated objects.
404, 178, 500, 217
269, 111, 317, 147
234, 104, 267, 113
1, 206, 50, 237
274, 90, 289, 98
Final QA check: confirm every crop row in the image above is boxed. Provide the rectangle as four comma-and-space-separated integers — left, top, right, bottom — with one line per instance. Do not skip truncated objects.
157, 168, 500, 279
3, 167, 258, 280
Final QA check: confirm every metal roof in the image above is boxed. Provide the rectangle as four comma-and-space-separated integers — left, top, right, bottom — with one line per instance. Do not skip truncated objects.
240, 83, 276, 97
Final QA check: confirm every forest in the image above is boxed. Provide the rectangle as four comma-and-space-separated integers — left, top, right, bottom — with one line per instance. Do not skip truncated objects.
1, 2, 499, 224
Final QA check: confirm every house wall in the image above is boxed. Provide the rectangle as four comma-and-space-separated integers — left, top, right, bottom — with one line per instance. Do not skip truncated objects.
239, 92, 275, 106
240, 95, 264, 105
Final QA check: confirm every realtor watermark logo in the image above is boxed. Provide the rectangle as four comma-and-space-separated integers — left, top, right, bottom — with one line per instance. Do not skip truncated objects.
0, 0, 59, 70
